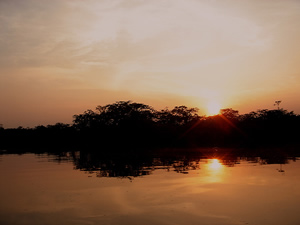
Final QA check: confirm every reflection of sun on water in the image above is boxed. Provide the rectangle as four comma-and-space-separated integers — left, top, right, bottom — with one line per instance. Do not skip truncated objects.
205, 158, 224, 183
209, 159, 222, 170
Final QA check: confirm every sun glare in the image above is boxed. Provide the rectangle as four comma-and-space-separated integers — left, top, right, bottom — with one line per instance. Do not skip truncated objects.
207, 101, 221, 115
209, 159, 222, 170
205, 158, 224, 183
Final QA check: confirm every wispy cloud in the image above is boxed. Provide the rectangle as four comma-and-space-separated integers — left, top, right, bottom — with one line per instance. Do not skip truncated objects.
1, 0, 300, 127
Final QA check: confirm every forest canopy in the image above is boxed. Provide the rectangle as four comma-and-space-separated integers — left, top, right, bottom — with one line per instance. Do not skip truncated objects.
1, 101, 300, 150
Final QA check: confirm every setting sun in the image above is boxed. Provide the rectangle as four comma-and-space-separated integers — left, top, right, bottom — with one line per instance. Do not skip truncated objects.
207, 101, 221, 115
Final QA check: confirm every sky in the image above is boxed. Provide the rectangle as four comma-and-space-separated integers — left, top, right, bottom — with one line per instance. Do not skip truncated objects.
1, 0, 300, 128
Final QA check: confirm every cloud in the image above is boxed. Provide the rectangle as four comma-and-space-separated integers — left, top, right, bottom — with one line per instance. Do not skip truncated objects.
0, 0, 271, 68
1, 0, 300, 127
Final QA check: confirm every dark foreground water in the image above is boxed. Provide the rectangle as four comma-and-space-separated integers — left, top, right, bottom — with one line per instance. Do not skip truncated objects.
0, 149, 299, 225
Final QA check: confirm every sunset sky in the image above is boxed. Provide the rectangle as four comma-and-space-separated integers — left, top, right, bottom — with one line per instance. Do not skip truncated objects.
1, 0, 300, 128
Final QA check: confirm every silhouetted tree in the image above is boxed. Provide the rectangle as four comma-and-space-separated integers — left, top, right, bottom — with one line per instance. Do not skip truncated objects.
274, 100, 282, 110
1, 100, 300, 150
95, 101, 155, 127
73, 109, 99, 130
220, 108, 240, 121
156, 106, 200, 126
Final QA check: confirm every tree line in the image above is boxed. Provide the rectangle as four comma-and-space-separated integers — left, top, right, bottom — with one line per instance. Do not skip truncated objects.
1, 100, 300, 150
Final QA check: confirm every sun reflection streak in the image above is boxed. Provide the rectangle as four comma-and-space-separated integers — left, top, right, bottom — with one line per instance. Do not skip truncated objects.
204, 158, 224, 183
208, 159, 222, 170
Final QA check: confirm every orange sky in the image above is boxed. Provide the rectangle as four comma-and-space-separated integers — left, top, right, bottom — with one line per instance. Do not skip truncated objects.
1, 0, 300, 128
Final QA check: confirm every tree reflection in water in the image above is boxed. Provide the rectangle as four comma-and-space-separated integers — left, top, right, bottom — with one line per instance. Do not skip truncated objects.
33, 148, 297, 179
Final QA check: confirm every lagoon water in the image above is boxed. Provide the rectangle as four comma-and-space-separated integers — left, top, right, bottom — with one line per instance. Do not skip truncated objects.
0, 151, 300, 225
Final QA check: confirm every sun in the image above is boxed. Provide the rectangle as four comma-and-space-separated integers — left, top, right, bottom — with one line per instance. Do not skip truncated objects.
207, 101, 221, 115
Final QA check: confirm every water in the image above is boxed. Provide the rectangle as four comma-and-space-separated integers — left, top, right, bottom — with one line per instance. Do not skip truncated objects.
0, 150, 299, 225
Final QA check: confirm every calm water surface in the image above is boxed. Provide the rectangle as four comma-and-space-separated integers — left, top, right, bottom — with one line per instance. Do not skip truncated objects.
0, 151, 299, 225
